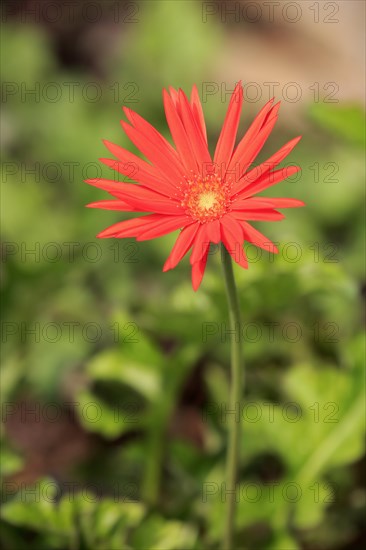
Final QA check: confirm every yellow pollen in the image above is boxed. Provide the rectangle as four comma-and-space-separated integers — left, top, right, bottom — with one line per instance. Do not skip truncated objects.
180, 173, 232, 223
198, 191, 217, 211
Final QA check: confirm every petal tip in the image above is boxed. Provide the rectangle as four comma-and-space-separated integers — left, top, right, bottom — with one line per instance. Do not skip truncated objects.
192, 280, 200, 291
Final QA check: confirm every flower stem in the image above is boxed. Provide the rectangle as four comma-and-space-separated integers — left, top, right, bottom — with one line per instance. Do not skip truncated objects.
221, 244, 244, 550
142, 410, 165, 508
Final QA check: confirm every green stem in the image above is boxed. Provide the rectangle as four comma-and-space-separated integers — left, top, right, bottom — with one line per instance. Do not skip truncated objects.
221, 244, 244, 550
142, 406, 165, 508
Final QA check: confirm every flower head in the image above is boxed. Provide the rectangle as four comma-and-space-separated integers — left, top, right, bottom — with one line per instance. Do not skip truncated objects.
86, 82, 304, 290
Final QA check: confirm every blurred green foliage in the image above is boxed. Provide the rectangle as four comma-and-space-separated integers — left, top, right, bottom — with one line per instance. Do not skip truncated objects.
1, 1, 365, 549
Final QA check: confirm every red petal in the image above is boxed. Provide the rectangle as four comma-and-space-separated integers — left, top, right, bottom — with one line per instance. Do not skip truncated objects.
235, 166, 301, 199
101, 141, 176, 197
123, 107, 185, 173
190, 84, 207, 144
220, 215, 248, 269
239, 221, 279, 253
97, 214, 162, 238
214, 82, 243, 168
230, 115, 279, 194
168, 86, 179, 108
163, 222, 200, 271
86, 180, 183, 215
191, 243, 210, 291
263, 101, 281, 126
163, 89, 198, 172
243, 197, 305, 208
228, 98, 274, 177
85, 177, 132, 194
121, 121, 183, 182
86, 200, 135, 211
99, 158, 171, 198
232, 210, 285, 221
206, 219, 221, 243
136, 215, 191, 240
178, 89, 212, 167
119, 194, 184, 215
190, 224, 212, 264
102, 140, 156, 177
231, 198, 276, 210
243, 136, 302, 184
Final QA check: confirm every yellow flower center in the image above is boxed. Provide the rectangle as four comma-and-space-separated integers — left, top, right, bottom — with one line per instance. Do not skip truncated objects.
198, 191, 217, 210
181, 173, 231, 223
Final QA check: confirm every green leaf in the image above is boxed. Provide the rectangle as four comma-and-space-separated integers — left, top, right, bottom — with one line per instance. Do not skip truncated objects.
86, 346, 163, 402
199, 337, 365, 541
131, 515, 197, 550
1, 479, 146, 549
75, 389, 143, 439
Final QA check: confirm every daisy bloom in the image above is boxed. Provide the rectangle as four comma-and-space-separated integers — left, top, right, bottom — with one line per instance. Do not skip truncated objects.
86, 82, 304, 290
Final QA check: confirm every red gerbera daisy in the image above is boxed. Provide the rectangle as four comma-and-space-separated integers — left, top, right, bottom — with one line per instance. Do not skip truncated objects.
86, 82, 304, 290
